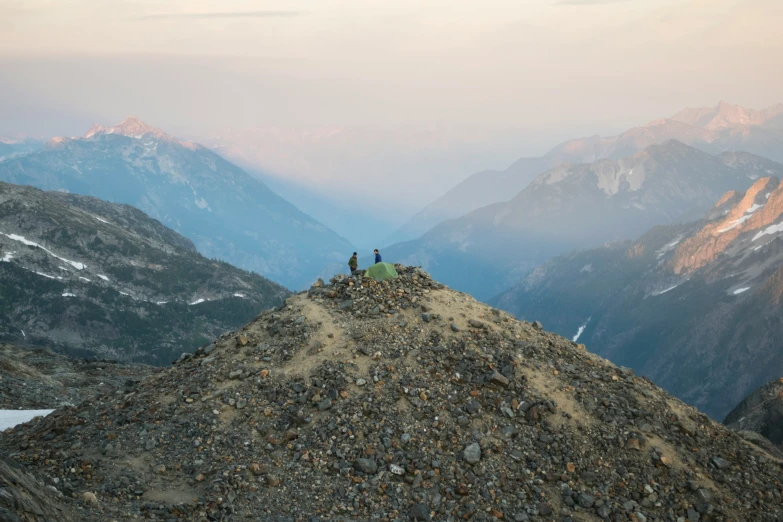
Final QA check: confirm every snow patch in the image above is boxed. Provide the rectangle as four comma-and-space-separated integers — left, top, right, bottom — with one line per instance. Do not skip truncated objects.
20, 330, 25, 338
34, 271, 56, 279
233, 293, 246, 298
752, 222, 783, 242
58, 266, 69, 271
62, 292, 76, 297
97, 274, 110, 281
156, 301, 168, 305
0, 410, 55, 431
746, 203, 764, 213
572, 317, 591, 342
733, 287, 750, 295
654, 284, 679, 295
718, 214, 752, 233
189, 298, 205, 305
79, 276, 91, 282
119, 291, 130, 296
94, 216, 110, 224
656, 237, 682, 258
1, 251, 15, 262
0, 232, 86, 270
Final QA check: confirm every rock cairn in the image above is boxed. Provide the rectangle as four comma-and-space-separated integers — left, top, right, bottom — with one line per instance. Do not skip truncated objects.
3, 267, 783, 521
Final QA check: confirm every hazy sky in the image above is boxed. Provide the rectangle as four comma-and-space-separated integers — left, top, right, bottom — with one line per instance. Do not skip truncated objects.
2, 0, 781, 137
1, 0, 782, 229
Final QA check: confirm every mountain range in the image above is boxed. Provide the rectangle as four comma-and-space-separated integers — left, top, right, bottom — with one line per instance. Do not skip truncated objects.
384, 140, 783, 299
390, 101, 783, 245
0, 117, 353, 289
0, 181, 288, 364
493, 174, 783, 419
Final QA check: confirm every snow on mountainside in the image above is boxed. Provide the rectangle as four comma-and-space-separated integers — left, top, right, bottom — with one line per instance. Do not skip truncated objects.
0, 117, 353, 290
0, 181, 288, 364
493, 173, 783, 419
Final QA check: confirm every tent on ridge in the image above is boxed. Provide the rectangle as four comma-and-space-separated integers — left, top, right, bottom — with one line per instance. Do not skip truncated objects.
364, 262, 398, 281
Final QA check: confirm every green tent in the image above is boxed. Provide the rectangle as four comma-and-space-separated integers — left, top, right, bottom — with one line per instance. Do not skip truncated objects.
364, 262, 398, 281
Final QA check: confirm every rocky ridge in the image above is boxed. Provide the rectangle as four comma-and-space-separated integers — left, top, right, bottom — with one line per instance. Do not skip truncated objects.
672, 176, 783, 273
3, 267, 783, 521
724, 378, 783, 448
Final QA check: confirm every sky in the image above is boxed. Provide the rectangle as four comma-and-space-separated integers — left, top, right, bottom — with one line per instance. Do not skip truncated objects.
1, 0, 782, 228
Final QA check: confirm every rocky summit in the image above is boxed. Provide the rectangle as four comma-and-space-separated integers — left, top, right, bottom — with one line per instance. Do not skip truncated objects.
3, 266, 783, 521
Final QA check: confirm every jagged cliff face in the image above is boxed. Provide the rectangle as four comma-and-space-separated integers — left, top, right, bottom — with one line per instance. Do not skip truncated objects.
493, 175, 783, 419
672, 176, 780, 273
4, 267, 783, 521
0, 117, 353, 290
0, 181, 288, 364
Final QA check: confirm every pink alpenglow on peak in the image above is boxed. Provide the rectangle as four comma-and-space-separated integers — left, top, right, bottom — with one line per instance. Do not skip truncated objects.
83, 117, 200, 150
670, 101, 783, 130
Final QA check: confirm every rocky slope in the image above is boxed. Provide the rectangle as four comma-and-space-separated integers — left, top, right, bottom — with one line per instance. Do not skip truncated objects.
0, 117, 353, 289
385, 141, 782, 300
0, 181, 288, 364
0, 343, 155, 410
3, 267, 783, 521
390, 101, 783, 244
0, 343, 154, 522
493, 175, 783, 419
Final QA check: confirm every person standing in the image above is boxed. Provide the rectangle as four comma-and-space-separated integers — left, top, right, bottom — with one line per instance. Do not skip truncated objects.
374, 249, 382, 264
348, 252, 358, 273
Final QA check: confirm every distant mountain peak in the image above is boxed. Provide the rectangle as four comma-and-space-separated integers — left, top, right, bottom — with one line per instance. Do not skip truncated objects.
670, 101, 782, 130
83, 116, 200, 150
85, 116, 162, 139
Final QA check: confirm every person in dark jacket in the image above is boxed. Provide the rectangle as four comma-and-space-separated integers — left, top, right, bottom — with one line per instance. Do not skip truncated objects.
348, 252, 358, 273
374, 249, 382, 264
